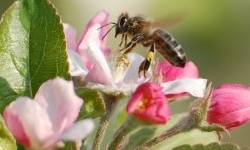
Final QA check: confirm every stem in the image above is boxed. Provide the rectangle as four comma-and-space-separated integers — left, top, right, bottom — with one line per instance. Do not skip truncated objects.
92, 93, 119, 150
134, 125, 182, 150
92, 115, 109, 150
134, 115, 196, 150
107, 116, 141, 150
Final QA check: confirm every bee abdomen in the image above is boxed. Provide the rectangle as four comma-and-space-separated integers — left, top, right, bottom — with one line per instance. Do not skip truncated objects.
152, 29, 187, 67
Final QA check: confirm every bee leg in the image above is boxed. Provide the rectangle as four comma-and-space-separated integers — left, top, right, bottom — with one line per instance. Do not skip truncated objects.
139, 59, 150, 78
119, 33, 125, 46
138, 44, 155, 78
121, 34, 142, 54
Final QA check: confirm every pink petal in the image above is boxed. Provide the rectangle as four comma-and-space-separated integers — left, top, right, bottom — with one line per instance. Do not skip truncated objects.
63, 23, 77, 50
76, 10, 110, 70
157, 61, 198, 81
61, 119, 94, 141
3, 100, 31, 147
162, 78, 207, 97
34, 77, 83, 138
84, 39, 113, 85
4, 97, 54, 149
127, 82, 171, 124
67, 49, 88, 77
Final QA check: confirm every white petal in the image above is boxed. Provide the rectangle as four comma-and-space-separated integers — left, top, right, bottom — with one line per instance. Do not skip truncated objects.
161, 78, 207, 97
61, 119, 94, 141
67, 49, 88, 76
123, 53, 152, 84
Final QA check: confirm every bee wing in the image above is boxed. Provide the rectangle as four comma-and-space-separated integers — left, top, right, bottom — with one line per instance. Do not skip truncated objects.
150, 13, 187, 28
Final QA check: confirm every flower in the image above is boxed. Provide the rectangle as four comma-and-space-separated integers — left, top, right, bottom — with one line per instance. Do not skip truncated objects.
3, 78, 94, 149
126, 82, 171, 124
64, 10, 207, 98
64, 10, 151, 94
157, 61, 199, 100
207, 84, 250, 129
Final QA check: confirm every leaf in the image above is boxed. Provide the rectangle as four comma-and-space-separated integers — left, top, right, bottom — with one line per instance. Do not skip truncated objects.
76, 88, 106, 119
172, 142, 248, 150
0, 0, 69, 112
0, 115, 16, 150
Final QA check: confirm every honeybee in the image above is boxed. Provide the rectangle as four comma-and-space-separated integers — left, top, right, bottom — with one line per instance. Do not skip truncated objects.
101, 13, 187, 77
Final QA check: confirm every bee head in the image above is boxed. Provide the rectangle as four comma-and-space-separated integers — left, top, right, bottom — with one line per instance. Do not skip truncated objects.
115, 13, 129, 37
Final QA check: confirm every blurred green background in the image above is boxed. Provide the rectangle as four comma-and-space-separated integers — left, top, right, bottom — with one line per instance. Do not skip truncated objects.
1, 0, 250, 147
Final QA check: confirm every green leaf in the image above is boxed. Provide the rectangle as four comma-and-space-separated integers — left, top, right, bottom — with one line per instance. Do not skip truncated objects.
172, 142, 247, 150
76, 88, 106, 119
0, 0, 69, 112
0, 115, 16, 150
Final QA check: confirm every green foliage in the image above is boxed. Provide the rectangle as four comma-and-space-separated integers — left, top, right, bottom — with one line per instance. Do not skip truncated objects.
0, 0, 69, 112
76, 88, 106, 119
0, 115, 16, 150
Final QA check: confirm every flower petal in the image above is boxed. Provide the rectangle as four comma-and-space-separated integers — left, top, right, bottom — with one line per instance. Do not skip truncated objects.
123, 53, 152, 84
85, 39, 113, 85
3, 97, 54, 149
157, 61, 199, 81
76, 10, 110, 69
63, 23, 77, 50
67, 49, 88, 76
34, 77, 83, 137
127, 82, 171, 124
161, 78, 207, 97
61, 119, 94, 141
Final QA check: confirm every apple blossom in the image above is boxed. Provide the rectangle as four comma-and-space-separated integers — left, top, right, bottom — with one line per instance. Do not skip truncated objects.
127, 82, 171, 124
207, 84, 250, 129
64, 10, 151, 94
64, 11, 207, 98
3, 78, 94, 149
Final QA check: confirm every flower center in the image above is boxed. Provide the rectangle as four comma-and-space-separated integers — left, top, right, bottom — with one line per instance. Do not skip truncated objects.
137, 98, 154, 110
108, 53, 131, 83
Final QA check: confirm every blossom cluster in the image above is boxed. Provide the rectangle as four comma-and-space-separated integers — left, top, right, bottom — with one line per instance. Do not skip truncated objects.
2, 10, 250, 150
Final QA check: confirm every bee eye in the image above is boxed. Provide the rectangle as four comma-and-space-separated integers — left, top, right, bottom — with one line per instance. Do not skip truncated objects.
119, 17, 128, 27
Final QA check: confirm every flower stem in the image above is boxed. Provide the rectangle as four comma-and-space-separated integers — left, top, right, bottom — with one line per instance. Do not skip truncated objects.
107, 116, 141, 150
134, 115, 196, 150
92, 115, 109, 150
92, 93, 119, 150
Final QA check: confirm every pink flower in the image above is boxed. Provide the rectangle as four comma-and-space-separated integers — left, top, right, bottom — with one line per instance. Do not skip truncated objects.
157, 61, 199, 99
126, 82, 171, 124
64, 11, 207, 98
207, 84, 250, 129
64, 10, 152, 94
3, 78, 94, 149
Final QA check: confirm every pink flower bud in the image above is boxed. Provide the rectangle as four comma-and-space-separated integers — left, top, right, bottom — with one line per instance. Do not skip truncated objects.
207, 84, 250, 129
126, 82, 171, 124
157, 61, 199, 99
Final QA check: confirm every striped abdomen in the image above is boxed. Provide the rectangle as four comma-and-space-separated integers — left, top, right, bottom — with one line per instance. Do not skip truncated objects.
151, 29, 186, 67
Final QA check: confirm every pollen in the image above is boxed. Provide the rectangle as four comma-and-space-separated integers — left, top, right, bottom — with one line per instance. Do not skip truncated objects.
137, 98, 154, 110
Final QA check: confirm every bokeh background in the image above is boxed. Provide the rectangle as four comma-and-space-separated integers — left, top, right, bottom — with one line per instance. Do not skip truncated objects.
1, 0, 250, 147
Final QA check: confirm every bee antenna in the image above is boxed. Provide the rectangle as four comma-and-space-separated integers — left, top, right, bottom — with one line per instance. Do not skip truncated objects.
98, 22, 117, 40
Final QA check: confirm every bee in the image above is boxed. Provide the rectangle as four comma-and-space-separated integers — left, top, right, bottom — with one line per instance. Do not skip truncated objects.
100, 13, 187, 77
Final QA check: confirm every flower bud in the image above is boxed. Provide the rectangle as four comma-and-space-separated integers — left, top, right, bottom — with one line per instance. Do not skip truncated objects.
207, 84, 250, 129
126, 82, 171, 124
